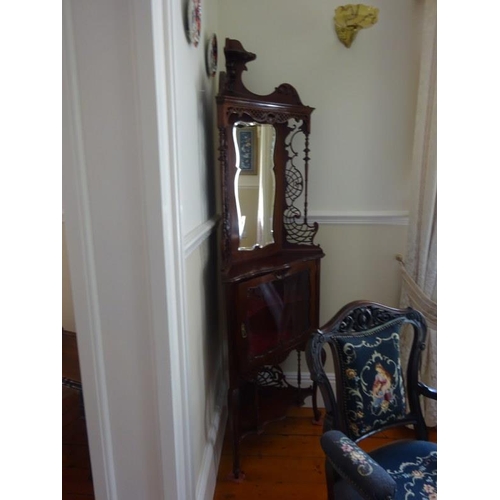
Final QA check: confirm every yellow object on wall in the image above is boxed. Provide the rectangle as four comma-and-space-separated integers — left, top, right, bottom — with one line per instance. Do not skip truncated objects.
334, 4, 379, 48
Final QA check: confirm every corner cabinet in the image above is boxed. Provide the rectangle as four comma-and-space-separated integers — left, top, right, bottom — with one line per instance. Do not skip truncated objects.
216, 39, 324, 480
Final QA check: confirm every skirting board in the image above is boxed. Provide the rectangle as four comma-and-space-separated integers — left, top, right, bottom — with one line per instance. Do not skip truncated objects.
283, 371, 336, 408
195, 381, 228, 500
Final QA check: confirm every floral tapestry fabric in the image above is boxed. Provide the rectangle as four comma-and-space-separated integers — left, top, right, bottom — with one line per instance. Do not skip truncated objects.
321, 430, 398, 499
324, 431, 437, 500
334, 320, 407, 438
371, 440, 437, 500
387, 450, 437, 500
338, 436, 374, 477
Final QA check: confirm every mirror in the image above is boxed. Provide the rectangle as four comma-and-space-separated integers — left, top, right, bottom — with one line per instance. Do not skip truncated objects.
233, 122, 276, 251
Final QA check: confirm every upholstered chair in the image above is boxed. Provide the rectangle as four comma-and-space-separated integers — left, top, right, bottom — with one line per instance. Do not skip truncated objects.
306, 301, 437, 500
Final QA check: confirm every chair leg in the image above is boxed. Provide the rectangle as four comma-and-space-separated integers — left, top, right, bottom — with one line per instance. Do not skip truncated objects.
312, 381, 322, 424
312, 347, 327, 425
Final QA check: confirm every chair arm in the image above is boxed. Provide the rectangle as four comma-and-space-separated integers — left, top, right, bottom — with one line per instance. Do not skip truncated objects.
320, 430, 396, 500
418, 382, 437, 400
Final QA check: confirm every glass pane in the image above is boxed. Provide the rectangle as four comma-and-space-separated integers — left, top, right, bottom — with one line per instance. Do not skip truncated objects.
244, 270, 310, 358
233, 122, 276, 251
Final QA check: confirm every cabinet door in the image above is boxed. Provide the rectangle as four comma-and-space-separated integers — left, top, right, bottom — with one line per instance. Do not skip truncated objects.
236, 261, 316, 372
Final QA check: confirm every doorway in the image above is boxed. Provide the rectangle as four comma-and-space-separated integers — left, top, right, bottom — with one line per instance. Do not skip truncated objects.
62, 224, 94, 498
62, 329, 94, 498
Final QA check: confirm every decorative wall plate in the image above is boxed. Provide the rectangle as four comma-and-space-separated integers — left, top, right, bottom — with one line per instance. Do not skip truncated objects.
187, 0, 201, 47
206, 34, 218, 76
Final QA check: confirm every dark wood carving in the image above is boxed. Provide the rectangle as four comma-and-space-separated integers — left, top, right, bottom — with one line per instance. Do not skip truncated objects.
306, 301, 429, 437
217, 38, 325, 480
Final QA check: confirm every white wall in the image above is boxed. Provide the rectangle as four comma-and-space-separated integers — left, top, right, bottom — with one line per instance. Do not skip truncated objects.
63, 1, 170, 497
217, 0, 424, 373
317, 224, 408, 323
176, 0, 219, 232
63, 0, 224, 498
171, 0, 227, 498
218, 0, 423, 214
217, 0, 423, 298
184, 233, 226, 499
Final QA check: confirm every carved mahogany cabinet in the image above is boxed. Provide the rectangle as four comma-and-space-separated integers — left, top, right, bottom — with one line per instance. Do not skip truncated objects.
216, 39, 324, 479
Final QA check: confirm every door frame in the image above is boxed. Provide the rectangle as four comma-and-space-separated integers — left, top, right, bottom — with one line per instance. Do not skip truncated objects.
62, 0, 192, 498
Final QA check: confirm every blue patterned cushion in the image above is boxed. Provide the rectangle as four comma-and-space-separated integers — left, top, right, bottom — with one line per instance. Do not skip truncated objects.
333, 440, 437, 500
334, 319, 407, 438
322, 431, 396, 500
371, 440, 437, 499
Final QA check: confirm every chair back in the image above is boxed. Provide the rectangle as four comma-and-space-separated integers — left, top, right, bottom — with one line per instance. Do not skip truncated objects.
306, 301, 428, 442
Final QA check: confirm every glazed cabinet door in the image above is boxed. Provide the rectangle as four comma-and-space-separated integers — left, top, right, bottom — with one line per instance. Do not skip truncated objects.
236, 260, 317, 374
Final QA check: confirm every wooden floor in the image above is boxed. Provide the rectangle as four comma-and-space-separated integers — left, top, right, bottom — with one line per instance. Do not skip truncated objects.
213, 406, 437, 500
63, 330, 95, 500
61, 331, 436, 500
63, 415, 95, 499
62, 403, 436, 500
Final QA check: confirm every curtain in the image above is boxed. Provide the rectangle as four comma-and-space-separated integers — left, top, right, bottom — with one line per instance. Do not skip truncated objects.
399, 0, 437, 427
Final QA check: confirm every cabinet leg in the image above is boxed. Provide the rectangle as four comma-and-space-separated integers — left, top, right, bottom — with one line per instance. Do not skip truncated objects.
227, 387, 246, 482
296, 350, 303, 405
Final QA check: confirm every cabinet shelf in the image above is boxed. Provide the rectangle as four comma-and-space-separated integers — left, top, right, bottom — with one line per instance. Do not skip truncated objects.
239, 382, 315, 439
222, 248, 324, 283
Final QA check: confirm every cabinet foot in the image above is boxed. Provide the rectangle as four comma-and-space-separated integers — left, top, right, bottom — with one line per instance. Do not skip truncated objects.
312, 416, 323, 426
227, 471, 246, 483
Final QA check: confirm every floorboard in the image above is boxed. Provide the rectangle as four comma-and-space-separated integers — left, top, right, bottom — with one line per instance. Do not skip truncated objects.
61, 329, 437, 500
213, 407, 437, 500
62, 330, 94, 499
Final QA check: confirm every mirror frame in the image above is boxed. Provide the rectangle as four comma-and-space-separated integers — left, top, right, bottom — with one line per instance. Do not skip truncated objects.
216, 38, 320, 274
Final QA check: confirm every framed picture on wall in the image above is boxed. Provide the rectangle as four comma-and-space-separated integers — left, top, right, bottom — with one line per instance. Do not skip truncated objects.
236, 127, 257, 175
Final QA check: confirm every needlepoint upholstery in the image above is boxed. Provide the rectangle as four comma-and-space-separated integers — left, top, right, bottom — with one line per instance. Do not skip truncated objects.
326, 432, 437, 500
306, 301, 437, 500
370, 440, 437, 499
334, 320, 407, 438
